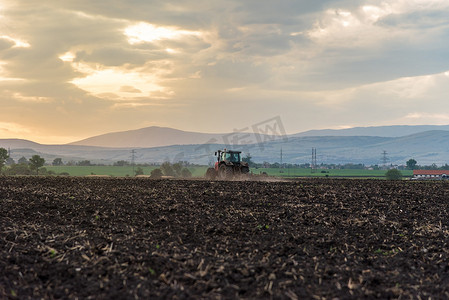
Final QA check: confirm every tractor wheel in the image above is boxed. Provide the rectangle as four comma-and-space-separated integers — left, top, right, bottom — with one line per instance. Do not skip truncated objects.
218, 164, 233, 180
225, 166, 234, 179
239, 166, 250, 180
205, 168, 217, 180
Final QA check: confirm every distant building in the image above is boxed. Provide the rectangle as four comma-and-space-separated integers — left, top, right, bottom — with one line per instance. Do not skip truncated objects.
413, 170, 448, 180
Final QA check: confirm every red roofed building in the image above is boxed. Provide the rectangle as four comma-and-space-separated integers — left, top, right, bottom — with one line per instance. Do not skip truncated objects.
413, 170, 448, 180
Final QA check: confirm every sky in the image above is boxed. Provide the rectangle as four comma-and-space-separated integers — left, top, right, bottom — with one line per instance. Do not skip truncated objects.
1, 0, 449, 144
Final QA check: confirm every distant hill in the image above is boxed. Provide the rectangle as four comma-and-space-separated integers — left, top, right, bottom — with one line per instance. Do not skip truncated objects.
295, 125, 449, 137
0, 139, 43, 149
69, 126, 226, 148
267, 130, 449, 166
69, 126, 287, 149
68, 124, 449, 149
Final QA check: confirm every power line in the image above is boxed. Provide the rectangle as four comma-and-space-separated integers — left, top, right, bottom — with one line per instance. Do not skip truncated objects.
381, 150, 389, 166
280, 147, 283, 167
131, 149, 136, 176
311, 148, 317, 173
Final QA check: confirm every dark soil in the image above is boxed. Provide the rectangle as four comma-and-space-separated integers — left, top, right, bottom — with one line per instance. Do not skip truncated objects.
1, 177, 449, 299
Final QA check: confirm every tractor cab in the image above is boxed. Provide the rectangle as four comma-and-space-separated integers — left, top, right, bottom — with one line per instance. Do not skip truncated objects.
216, 150, 241, 164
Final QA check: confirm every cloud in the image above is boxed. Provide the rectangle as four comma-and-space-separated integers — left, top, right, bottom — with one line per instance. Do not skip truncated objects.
0, 121, 32, 136
0, 120, 80, 144
400, 113, 449, 125
299, 69, 449, 130
124, 22, 202, 44
74, 48, 148, 67
0, 35, 30, 48
119, 86, 142, 94
1, 0, 449, 143
267, 0, 449, 90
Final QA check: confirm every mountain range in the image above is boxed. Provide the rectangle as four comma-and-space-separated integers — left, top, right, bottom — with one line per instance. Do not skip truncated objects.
294, 125, 449, 138
1, 125, 449, 166
68, 125, 449, 148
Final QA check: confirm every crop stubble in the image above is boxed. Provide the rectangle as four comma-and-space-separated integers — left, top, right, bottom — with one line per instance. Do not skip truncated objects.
1, 177, 449, 299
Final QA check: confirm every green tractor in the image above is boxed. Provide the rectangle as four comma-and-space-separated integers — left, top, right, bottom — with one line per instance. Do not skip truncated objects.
205, 149, 250, 180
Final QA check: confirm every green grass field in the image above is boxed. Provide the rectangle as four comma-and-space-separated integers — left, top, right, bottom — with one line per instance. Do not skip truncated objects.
44, 165, 412, 178
254, 167, 413, 178
45, 166, 210, 177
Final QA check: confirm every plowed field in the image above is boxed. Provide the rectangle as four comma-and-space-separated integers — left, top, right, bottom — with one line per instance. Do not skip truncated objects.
1, 177, 449, 299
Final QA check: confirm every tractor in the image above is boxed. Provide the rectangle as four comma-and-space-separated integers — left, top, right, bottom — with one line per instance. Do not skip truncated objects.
205, 149, 250, 180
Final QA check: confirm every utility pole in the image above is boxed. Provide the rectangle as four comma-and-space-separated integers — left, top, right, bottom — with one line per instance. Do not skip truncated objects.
131, 149, 136, 176
280, 147, 283, 168
381, 150, 389, 167
311, 148, 317, 173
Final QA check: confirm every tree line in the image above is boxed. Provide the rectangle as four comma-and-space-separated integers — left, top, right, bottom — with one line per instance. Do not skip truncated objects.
149, 162, 192, 179
0, 149, 46, 175
0, 148, 194, 178
405, 158, 449, 170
